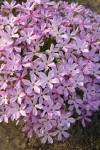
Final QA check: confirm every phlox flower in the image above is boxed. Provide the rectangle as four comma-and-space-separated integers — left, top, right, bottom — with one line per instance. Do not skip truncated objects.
9, 85, 25, 104
59, 112, 75, 127
41, 100, 61, 118
73, 38, 89, 54
22, 72, 41, 93
5, 25, 19, 38
53, 126, 69, 141
8, 103, 26, 121
38, 54, 55, 71
68, 94, 83, 114
0, 106, 9, 123
39, 70, 59, 89
0, 32, 13, 49
3, 14, 16, 27
46, 43, 59, 58
57, 79, 75, 97
0, 75, 8, 90
20, 29, 40, 44
70, 74, 84, 87
77, 110, 92, 127
0, 0, 99, 144
40, 132, 53, 144
50, 26, 67, 42
25, 95, 43, 116
83, 84, 96, 99
39, 115, 57, 131
37, 88, 51, 104
3, 0, 17, 10
65, 58, 80, 76
0, 91, 8, 105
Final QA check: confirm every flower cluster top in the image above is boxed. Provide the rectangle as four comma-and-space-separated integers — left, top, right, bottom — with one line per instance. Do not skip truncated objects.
0, 0, 100, 143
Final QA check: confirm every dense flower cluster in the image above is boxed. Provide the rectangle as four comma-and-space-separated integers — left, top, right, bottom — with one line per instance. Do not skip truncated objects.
0, 0, 100, 143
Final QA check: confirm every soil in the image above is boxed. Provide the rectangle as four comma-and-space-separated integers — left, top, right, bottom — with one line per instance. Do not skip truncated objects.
0, 0, 100, 150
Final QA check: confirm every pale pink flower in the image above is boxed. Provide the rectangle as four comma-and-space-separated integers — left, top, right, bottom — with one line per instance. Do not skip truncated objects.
53, 126, 69, 141
39, 70, 59, 89
59, 112, 75, 127
38, 54, 55, 71
40, 132, 53, 144
25, 95, 43, 116
20, 29, 40, 44
74, 38, 89, 54
22, 72, 41, 93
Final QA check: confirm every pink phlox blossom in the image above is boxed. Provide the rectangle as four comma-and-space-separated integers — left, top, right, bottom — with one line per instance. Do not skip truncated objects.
8, 102, 26, 121
68, 94, 83, 115
57, 79, 75, 97
38, 54, 55, 71
83, 84, 96, 99
53, 126, 69, 141
65, 58, 80, 76
5, 25, 19, 38
46, 43, 59, 58
0, 91, 8, 105
59, 112, 75, 127
39, 115, 57, 131
69, 74, 84, 87
25, 95, 43, 116
39, 131, 53, 144
0, 0, 100, 143
9, 85, 25, 104
0, 74, 8, 90
22, 72, 41, 93
77, 110, 92, 127
73, 37, 89, 54
41, 100, 61, 118
39, 70, 59, 89
20, 29, 40, 44
0, 106, 10, 123
37, 88, 51, 104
